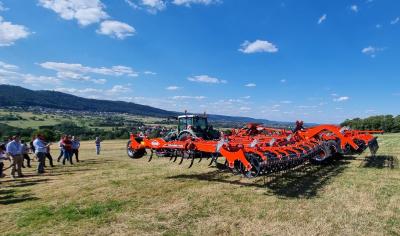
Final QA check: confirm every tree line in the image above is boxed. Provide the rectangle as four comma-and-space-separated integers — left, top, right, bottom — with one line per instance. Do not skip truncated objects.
341, 115, 400, 133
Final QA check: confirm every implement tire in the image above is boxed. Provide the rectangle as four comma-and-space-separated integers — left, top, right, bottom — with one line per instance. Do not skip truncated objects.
310, 140, 338, 164
127, 140, 146, 159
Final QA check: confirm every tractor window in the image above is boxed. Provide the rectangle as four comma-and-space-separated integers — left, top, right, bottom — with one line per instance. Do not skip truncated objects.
178, 117, 193, 131
194, 117, 207, 130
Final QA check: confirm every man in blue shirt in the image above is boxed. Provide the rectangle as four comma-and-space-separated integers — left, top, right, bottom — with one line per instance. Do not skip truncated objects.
33, 134, 49, 174
6, 135, 23, 178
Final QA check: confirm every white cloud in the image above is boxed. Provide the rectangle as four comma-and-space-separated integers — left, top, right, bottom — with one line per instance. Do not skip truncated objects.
38, 0, 108, 26
318, 14, 327, 24
55, 85, 131, 98
125, 0, 140, 9
350, 5, 358, 13
166, 86, 180, 90
239, 106, 251, 111
39, 61, 138, 83
0, 1, 8, 11
333, 96, 349, 102
141, 0, 166, 13
280, 79, 286, 83
0, 61, 19, 70
391, 17, 399, 25
172, 95, 206, 100
144, 70, 157, 75
22, 74, 61, 86
245, 83, 256, 87
107, 85, 131, 94
0, 16, 30, 46
172, 0, 220, 7
239, 40, 278, 54
361, 46, 384, 57
242, 95, 251, 99
187, 75, 226, 84
280, 100, 292, 104
376, 24, 382, 29
40, 61, 138, 77
0, 65, 61, 87
96, 20, 135, 39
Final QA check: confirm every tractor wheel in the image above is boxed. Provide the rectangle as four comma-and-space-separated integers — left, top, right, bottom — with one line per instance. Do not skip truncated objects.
178, 131, 195, 141
127, 140, 146, 159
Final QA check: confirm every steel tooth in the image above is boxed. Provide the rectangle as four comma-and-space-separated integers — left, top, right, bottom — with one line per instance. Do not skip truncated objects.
208, 154, 216, 166
148, 149, 154, 162
178, 153, 185, 165
173, 151, 179, 162
198, 153, 203, 163
188, 153, 195, 168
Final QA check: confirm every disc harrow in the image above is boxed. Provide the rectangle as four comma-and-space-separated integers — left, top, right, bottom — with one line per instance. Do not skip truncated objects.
127, 123, 383, 178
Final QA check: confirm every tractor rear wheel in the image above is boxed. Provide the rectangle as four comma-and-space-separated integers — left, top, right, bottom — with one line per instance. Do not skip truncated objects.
127, 140, 146, 159
178, 131, 195, 141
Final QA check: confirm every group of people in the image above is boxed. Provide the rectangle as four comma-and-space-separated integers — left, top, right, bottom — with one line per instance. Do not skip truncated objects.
0, 134, 93, 179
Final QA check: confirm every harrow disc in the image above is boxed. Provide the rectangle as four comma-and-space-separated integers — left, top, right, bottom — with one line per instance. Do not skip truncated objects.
244, 153, 262, 178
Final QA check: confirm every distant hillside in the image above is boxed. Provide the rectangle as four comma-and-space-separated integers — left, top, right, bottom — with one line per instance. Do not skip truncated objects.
0, 84, 290, 125
0, 85, 177, 117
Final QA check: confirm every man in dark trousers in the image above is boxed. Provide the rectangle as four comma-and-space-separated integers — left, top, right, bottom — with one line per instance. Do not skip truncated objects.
72, 136, 80, 162
21, 140, 31, 168
62, 135, 73, 165
6, 135, 23, 179
33, 134, 49, 174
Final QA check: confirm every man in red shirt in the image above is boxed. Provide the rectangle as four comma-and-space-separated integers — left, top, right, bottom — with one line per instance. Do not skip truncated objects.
61, 135, 73, 165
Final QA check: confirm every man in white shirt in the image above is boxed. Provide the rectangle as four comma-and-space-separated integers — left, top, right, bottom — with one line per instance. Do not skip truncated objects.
33, 134, 49, 174
6, 135, 23, 178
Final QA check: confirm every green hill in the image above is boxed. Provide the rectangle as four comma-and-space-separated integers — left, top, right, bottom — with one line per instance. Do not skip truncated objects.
0, 85, 290, 125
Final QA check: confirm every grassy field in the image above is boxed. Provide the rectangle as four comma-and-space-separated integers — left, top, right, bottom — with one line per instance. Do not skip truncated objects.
0, 134, 399, 236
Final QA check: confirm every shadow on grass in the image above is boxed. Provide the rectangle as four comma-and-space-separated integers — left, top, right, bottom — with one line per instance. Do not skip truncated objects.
264, 159, 349, 198
0, 188, 39, 205
168, 158, 350, 199
361, 155, 398, 169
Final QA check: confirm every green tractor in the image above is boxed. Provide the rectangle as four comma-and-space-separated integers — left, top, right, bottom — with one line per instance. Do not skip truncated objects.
164, 114, 220, 141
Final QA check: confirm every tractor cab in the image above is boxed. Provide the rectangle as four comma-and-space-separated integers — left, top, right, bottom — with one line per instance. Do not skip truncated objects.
176, 114, 219, 140
178, 115, 208, 133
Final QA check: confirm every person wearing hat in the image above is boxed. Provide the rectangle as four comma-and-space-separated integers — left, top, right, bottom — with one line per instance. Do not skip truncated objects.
6, 135, 24, 178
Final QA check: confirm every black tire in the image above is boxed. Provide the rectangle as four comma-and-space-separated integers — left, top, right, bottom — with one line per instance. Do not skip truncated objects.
310, 140, 339, 164
178, 131, 194, 141
127, 140, 146, 159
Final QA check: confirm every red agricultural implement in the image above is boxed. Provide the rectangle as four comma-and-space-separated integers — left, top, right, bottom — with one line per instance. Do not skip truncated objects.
127, 115, 382, 178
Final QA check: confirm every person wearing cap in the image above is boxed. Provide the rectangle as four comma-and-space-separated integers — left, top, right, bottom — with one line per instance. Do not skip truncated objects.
33, 134, 50, 174
6, 135, 24, 178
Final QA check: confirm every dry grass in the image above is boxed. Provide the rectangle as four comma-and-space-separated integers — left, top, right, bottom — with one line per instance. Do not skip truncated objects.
0, 134, 399, 236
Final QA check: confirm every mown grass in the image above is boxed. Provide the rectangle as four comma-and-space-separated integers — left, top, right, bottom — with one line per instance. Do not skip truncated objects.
0, 134, 399, 235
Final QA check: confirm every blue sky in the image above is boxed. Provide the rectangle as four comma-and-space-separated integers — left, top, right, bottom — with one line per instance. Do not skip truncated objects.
0, 0, 399, 123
